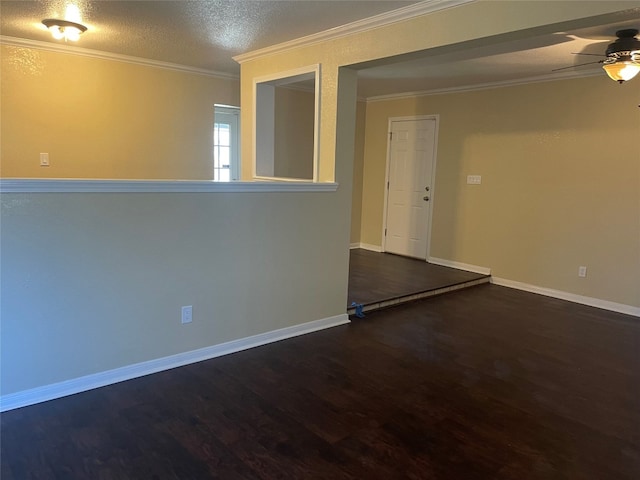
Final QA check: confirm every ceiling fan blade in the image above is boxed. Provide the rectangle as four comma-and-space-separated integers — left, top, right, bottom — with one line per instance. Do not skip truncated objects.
552, 60, 604, 72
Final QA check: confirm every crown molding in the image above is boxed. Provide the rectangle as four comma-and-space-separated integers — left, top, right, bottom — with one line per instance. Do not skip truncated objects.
0, 35, 238, 80
366, 68, 602, 102
233, 0, 476, 64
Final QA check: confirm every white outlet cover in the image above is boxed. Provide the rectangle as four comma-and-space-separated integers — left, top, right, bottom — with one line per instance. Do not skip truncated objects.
181, 305, 193, 324
467, 175, 481, 185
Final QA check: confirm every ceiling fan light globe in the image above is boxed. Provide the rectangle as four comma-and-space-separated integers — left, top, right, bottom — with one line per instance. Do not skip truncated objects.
603, 61, 640, 83
65, 27, 81, 42
49, 25, 64, 40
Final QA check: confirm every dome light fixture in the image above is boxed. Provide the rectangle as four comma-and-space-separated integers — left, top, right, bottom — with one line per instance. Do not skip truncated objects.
42, 18, 87, 42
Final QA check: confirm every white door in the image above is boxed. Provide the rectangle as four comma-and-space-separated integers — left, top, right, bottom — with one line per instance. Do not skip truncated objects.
384, 118, 437, 259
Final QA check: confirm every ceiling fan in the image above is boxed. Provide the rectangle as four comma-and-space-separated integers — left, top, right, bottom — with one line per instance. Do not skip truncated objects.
554, 28, 640, 83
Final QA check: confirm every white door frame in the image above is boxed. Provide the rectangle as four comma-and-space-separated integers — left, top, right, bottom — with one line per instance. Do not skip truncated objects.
381, 114, 439, 261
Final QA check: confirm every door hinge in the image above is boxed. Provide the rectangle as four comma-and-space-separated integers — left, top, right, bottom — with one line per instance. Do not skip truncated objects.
384, 228, 387, 236
389, 131, 393, 141
387, 181, 390, 190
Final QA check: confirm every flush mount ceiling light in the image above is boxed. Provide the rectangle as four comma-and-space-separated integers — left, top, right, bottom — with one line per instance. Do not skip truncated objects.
602, 29, 640, 83
42, 18, 87, 42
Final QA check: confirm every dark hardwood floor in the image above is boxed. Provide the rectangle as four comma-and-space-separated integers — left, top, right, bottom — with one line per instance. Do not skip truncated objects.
348, 248, 489, 310
2, 284, 639, 479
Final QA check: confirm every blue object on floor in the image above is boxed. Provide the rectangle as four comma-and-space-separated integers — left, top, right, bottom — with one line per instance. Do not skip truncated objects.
351, 302, 365, 318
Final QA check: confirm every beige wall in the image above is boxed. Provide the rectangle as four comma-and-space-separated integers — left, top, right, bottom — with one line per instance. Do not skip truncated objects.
1, 191, 349, 394
357, 75, 640, 307
1, 45, 239, 179
3, 1, 638, 399
274, 87, 315, 179
0, 46, 351, 397
238, 1, 636, 182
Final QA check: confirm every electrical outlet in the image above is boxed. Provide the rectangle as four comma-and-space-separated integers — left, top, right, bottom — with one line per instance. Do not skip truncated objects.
578, 266, 587, 278
181, 305, 193, 324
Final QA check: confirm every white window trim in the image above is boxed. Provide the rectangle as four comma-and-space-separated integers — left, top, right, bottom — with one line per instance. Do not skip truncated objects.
252, 64, 321, 183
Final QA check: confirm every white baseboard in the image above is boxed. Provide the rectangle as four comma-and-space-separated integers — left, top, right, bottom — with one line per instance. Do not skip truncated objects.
353, 243, 383, 252
491, 277, 640, 317
349, 243, 360, 249
428, 257, 491, 275
0, 314, 350, 412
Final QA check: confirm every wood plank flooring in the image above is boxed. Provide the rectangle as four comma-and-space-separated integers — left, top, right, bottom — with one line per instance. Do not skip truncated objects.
348, 248, 489, 311
2, 284, 639, 479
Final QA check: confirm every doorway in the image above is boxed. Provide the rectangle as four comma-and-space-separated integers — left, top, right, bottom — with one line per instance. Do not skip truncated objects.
382, 116, 438, 260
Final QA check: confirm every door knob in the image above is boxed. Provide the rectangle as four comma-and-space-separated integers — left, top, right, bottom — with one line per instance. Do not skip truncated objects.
423, 196, 430, 201
425, 186, 430, 191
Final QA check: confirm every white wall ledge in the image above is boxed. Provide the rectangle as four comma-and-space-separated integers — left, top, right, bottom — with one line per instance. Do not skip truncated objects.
0, 179, 339, 193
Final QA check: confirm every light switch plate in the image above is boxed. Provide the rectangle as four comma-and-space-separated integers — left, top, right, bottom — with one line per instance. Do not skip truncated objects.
40, 153, 50, 166
467, 175, 481, 185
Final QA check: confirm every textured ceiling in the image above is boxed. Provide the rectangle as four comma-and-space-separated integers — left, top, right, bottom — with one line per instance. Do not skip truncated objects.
1, 1, 639, 97
355, 18, 640, 97
0, 0, 419, 75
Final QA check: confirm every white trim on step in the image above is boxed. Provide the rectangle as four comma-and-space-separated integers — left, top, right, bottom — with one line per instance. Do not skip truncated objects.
491, 277, 640, 318
0, 314, 350, 412
428, 257, 491, 275
348, 277, 490, 314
